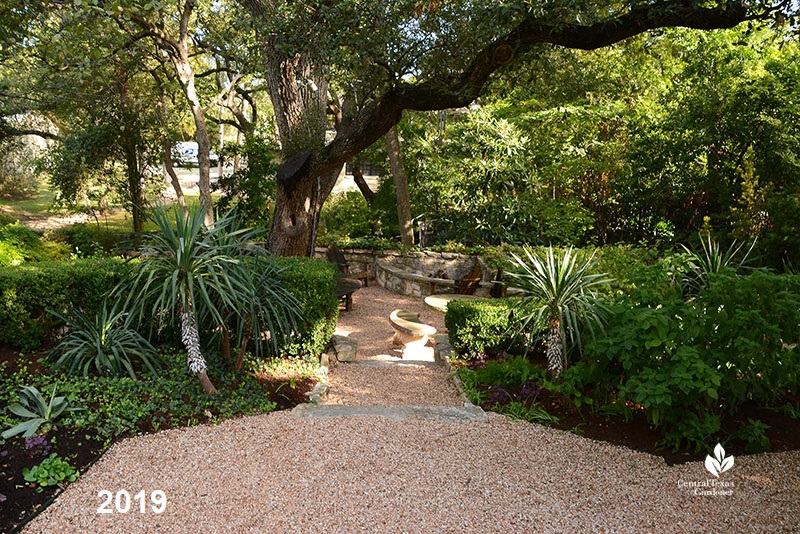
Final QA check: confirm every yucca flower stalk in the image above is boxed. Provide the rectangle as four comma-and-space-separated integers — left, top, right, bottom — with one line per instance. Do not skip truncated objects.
507, 246, 612, 376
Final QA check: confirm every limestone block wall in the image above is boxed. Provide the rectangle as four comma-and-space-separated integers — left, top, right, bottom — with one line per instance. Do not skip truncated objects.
314, 247, 495, 298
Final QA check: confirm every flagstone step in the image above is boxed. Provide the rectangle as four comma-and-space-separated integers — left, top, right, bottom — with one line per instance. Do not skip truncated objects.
291, 404, 488, 423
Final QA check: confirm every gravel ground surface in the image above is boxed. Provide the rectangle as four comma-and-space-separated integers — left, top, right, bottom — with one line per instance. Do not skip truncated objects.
326, 285, 460, 407
23, 285, 800, 533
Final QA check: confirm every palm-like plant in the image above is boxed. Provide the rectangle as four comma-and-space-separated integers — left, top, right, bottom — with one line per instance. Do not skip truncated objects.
681, 234, 757, 297
118, 203, 300, 394
48, 304, 159, 379
507, 246, 612, 376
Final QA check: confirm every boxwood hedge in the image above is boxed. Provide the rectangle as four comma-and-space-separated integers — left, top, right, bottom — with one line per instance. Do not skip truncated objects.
445, 298, 523, 357
0, 258, 131, 349
272, 256, 339, 359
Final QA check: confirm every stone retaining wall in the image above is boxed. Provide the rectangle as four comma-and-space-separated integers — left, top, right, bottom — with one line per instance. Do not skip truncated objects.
314, 247, 494, 298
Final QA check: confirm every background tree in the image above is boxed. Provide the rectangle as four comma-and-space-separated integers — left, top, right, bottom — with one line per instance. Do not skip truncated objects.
239, 0, 785, 256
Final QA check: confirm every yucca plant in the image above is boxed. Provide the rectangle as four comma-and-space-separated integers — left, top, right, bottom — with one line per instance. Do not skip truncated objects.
2, 385, 83, 439
507, 246, 612, 376
117, 203, 301, 394
48, 304, 159, 379
681, 234, 757, 297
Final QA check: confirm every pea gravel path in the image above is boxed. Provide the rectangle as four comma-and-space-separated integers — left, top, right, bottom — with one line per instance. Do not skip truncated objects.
23, 286, 800, 533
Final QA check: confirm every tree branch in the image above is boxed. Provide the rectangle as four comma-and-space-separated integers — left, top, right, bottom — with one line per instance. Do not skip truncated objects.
287, 1, 753, 185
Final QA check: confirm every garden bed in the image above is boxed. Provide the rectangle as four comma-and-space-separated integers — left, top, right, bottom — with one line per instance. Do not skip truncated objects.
0, 345, 315, 534
455, 352, 800, 465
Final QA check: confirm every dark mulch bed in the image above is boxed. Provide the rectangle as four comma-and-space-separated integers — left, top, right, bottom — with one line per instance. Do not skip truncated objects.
0, 345, 315, 534
467, 354, 800, 466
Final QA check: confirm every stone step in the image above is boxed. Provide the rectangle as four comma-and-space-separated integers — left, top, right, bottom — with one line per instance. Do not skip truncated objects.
351, 359, 439, 368
291, 404, 488, 423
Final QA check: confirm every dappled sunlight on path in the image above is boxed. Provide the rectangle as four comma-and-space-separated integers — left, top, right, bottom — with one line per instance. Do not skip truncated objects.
325, 285, 461, 407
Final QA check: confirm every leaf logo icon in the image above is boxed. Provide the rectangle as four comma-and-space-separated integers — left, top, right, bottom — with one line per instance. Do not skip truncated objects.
704, 443, 735, 477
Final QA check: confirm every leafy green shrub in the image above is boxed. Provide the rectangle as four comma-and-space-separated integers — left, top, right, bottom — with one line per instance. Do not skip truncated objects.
593, 245, 660, 296
471, 355, 544, 388
272, 256, 339, 359
214, 135, 278, 228
48, 224, 104, 257
0, 223, 70, 266
2, 385, 83, 438
732, 419, 771, 454
583, 269, 800, 451
48, 304, 160, 379
22, 453, 78, 491
319, 191, 382, 242
445, 298, 520, 356
0, 258, 130, 348
696, 270, 800, 405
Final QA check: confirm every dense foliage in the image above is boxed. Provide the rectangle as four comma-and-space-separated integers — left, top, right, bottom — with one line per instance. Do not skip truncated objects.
0, 257, 130, 349
446, 246, 800, 452
271, 256, 339, 360
445, 298, 521, 356
0, 222, 69, 267
0, 356, 280, 446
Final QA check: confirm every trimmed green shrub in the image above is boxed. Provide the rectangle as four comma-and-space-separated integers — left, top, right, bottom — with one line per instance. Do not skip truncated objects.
0, 258, 130, 348
445, 298, 521, 357
272, 256, 339, 359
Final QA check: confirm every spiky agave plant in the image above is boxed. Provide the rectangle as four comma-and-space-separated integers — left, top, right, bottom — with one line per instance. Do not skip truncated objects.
117, 203, 300, 394
507, 246, 612, 376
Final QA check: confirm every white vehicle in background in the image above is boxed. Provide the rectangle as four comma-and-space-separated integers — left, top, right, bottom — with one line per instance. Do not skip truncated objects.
172, 141, 219, 167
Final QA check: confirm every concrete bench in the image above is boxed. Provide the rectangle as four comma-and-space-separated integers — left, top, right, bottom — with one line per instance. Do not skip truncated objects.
389, 309, 437, 349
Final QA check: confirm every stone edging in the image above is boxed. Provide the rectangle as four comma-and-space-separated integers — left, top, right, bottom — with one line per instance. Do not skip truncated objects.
434, 334, 480, 410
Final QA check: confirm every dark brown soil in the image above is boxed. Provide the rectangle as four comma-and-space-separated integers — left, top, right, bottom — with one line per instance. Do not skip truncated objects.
468, 353, 800, 465
0, 345, 315, 534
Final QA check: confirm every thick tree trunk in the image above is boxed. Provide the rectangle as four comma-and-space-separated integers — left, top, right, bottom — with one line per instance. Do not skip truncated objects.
267, 166, 340, 256
386, 126, 414, 247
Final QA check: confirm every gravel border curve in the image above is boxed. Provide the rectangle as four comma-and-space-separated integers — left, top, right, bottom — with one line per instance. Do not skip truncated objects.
22, 411, 800, 533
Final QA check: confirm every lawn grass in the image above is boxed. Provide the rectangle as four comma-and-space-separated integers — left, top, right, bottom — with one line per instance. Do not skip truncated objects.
0, 178, 208, 236
0, 181, 56, 220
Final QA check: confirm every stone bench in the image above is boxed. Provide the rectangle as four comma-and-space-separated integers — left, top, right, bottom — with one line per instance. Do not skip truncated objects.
389, 309, 437, 349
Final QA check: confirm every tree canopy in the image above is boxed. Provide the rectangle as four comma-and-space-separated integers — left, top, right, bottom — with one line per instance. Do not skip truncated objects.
1, 0, 797, 255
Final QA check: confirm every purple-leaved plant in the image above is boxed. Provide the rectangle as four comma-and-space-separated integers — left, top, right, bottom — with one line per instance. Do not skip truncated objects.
487, 385, 512, 406
467, 352, 489, 370
24, 435, 52, 458
517, 381, 541, 403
